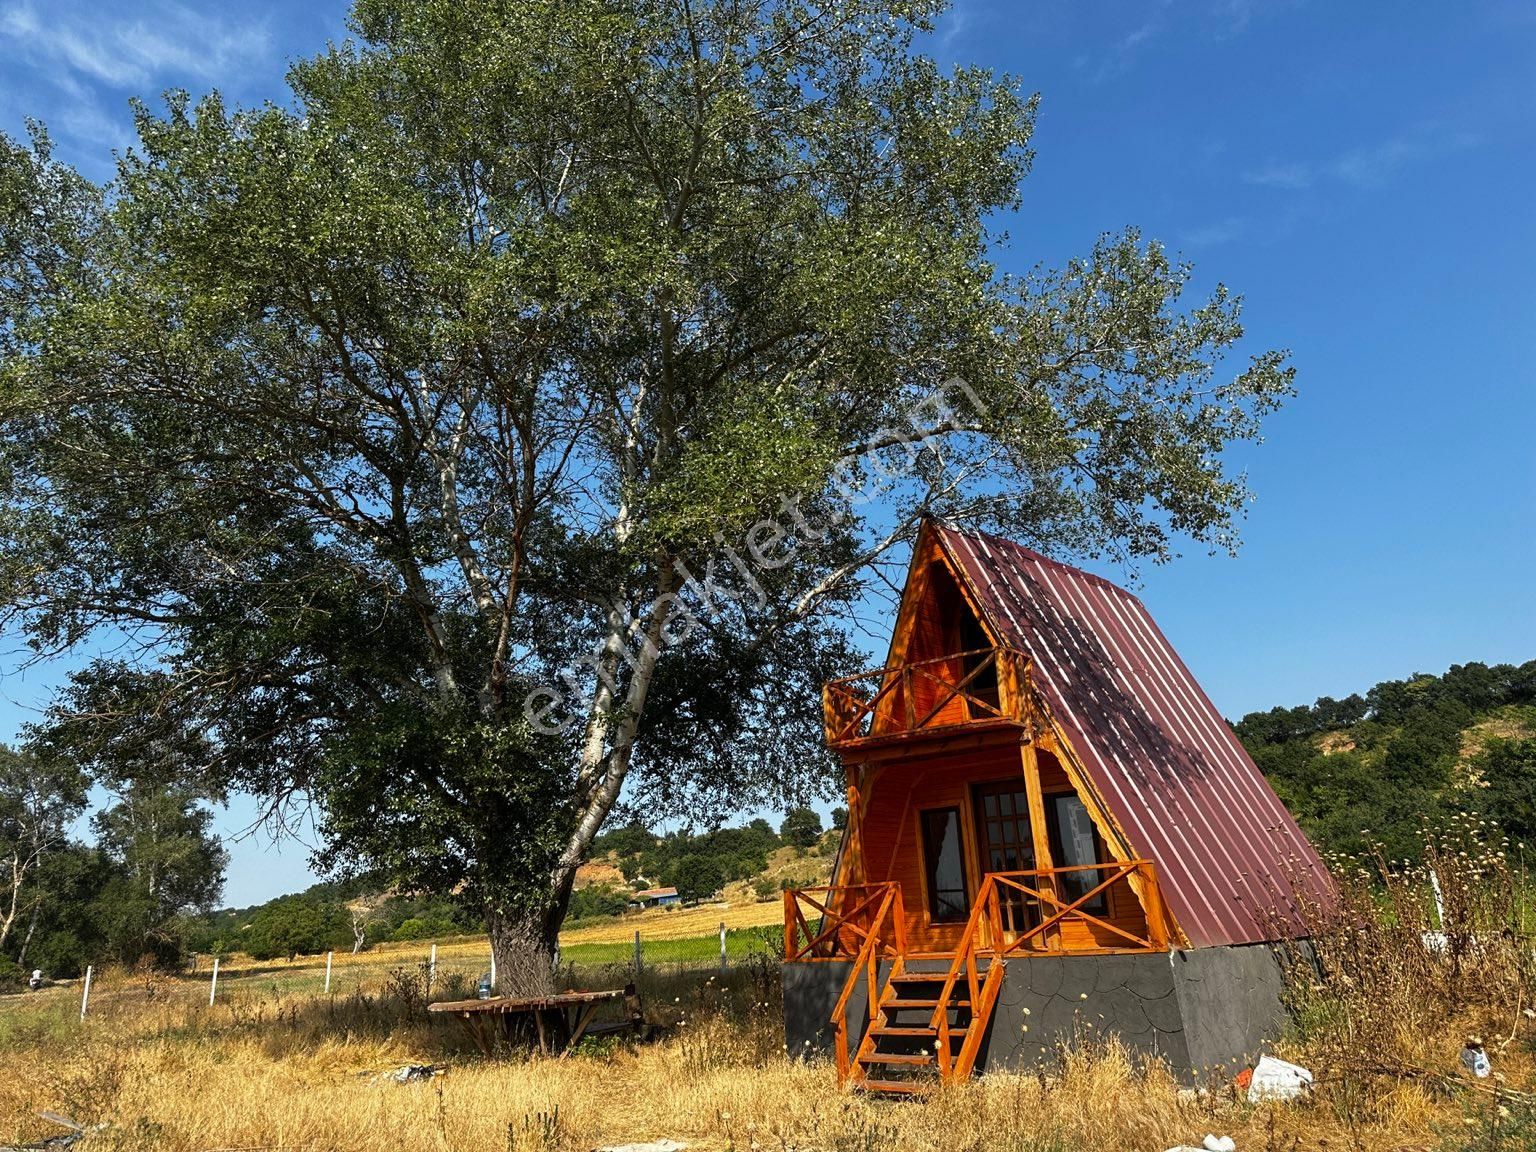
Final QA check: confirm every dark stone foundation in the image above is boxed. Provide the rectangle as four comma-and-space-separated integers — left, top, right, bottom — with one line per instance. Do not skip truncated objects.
782, 944, 1292, 1080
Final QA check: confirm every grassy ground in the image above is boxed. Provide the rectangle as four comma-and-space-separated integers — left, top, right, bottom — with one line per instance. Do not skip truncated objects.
0, 954, 1520, 1152
6, 831, 1536, 1151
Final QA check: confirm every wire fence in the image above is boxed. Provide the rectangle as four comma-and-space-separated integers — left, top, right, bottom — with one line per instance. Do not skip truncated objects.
57, 921, 784, 1017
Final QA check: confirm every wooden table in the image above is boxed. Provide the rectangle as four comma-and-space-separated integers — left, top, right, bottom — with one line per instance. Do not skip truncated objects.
428, 986, 643, 1057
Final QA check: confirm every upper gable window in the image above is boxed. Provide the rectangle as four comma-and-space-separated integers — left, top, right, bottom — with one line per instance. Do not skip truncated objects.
909, 561, 998, 709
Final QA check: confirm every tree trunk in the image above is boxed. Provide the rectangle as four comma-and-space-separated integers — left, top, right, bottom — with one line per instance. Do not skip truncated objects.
487, 906, 562, 998
16, 899, 41, 968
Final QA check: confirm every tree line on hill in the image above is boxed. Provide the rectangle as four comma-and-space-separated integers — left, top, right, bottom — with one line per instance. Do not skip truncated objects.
1235, 660, 1536, 863
576, 806, 841, 914
185, 886, 481, 961
0, 744, 839, 983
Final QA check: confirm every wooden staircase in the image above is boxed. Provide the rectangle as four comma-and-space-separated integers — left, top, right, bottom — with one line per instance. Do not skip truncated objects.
806, 863, 1172, 1095
848, 955, 1006, 1095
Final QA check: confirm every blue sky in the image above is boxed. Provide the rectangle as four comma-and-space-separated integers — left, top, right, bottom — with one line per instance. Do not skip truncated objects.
2, 0, 1533, 905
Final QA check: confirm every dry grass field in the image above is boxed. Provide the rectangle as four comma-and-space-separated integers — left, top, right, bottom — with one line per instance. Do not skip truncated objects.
4, 827, 1535, 1152
0, 959, 1519, 1152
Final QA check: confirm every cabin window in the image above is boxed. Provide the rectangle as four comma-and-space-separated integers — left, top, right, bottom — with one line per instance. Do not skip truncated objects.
1047, 793, 1108, 914
920, 807, 969, 922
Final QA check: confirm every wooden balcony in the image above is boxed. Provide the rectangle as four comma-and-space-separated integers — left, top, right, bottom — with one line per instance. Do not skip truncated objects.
822, 647, 1035, 749
783, 861, 1170, 965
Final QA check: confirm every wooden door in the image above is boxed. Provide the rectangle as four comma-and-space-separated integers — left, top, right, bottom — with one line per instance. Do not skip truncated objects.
973, 780, 1038, 936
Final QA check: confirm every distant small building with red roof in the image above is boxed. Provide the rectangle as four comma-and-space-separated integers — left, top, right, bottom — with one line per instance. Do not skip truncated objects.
630, 886, 680, 909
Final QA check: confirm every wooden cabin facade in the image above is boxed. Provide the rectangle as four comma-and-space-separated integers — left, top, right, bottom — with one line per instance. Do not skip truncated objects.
781, 521, 1334, 1093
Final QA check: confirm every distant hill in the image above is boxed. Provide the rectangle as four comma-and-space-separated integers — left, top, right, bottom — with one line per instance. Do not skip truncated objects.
185, 808, 842, 958
1234, 660, 1536, 862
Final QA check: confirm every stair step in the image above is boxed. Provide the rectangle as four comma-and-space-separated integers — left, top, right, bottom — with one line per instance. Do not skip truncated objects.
883, 998, 969, 1009
888, 971, 948, 983
869, 1025, 960, 1038
859, 1077, 935, 1095
860, 1051, 935, 1066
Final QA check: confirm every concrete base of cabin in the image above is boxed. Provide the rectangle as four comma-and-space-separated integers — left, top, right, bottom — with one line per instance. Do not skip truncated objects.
782, 944, 1296, 1081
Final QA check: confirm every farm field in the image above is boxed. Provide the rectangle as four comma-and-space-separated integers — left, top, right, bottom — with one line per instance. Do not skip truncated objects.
192, 900, 787, 1000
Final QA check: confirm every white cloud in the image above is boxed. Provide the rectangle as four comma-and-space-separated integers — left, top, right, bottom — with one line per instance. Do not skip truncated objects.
936, 3, 970, 51
0, 0, 271, 90
1181, 216, 1247, 248
1076, 19, 1162, 83
1242, 160, 1314, 190
1241, 120, 1482, 196
1331, 122, 1481, 188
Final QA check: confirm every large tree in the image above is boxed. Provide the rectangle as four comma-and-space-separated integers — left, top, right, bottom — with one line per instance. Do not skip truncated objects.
0, 0, 1292, 992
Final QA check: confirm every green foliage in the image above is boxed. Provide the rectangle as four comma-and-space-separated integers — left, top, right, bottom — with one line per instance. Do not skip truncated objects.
667, 855, 726, 904
608, 820, 783, 894
1475, 738, 1536, 845
0, 739, 89, 963
780, 807, 824, 848
243, 897, 353, 961
1237, 661, 1536, 862
593, 823, 657, 861
24, 667, 228, 967
364, 893, 478, 944
568, 882, 631, 922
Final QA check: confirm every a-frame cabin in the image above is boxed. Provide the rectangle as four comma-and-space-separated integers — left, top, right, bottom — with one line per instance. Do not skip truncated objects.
782, 521, 1333, 1093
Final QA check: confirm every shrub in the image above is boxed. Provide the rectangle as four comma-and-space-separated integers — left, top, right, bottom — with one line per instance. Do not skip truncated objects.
569, 882, 630, 920
244, 898, 351, 960
1278, 814, 1536, 1128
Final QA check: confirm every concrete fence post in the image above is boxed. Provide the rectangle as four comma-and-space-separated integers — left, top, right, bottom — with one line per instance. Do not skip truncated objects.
325, 951, 333, 994
634, 929, 643, 976
79, 965, 93, 1020
720, 921, 727, 972
209, 957, 220, 1007
428, 942, 437, 993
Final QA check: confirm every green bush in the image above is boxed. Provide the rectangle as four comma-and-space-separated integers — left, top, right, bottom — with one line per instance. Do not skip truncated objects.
569, 882, 630, 920
244, 898, 351, 960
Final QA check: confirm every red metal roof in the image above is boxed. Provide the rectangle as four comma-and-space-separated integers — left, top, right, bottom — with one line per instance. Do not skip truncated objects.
933, 523, 1335, 949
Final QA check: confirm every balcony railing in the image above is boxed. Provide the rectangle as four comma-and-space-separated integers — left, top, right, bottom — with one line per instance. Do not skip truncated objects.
822, 647, 1033, 747
965, 860, 1170, 956
927, 860, 1169, 1079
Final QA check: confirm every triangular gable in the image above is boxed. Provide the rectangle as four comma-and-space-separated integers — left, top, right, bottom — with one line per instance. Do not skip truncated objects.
928, 521, 1335, 949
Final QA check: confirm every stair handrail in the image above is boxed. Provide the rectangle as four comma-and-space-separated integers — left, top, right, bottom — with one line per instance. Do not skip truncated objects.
828, 882, 904, 1085
928, 875, 998, 1079
785, 882, 903, 961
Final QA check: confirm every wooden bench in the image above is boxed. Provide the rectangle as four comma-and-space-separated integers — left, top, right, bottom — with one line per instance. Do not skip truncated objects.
428, 984, 645, 1057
